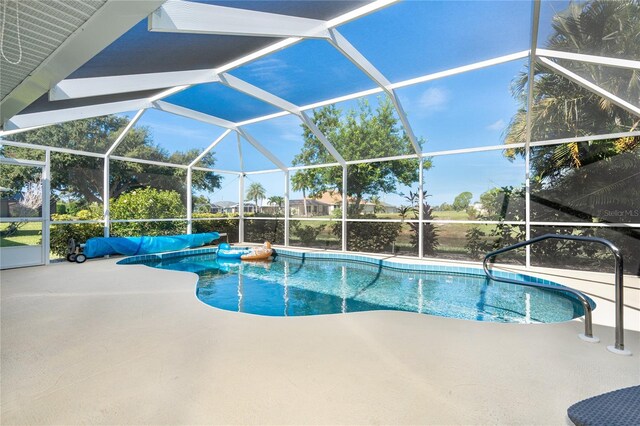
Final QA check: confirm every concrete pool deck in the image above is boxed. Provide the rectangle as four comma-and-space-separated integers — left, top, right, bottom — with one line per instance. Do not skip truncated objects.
1, 252, 639, 425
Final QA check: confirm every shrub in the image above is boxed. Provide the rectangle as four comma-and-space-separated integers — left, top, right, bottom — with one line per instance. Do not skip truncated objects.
244, 213, 284, 244
465, 226, 490, 259
291, 222, 325, 245
50, 208, 103, 257
466, 206, 477, 220
109, 188, 185, 236
403, 190, 439, 256
333, 214, 401, 253
192, 212, 239, 242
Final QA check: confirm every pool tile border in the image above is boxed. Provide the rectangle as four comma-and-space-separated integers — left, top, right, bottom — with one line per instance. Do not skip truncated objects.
117, 247, 573, 291
118, 247, 597, 309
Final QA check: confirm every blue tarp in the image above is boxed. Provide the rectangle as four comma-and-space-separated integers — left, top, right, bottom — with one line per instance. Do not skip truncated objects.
83, 232, 220, 258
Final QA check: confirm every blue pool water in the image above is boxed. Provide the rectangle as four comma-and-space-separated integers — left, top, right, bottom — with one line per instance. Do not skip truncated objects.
125, 251, 587, 323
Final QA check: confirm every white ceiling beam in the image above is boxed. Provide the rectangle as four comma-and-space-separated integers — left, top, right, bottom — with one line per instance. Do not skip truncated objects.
389, 94, 422, 154
218, 73, 301, 114
1, 0, 166, 127
328, 29, 392, 87
390, 50, 529, 90
299, 112, 346, 165
236, 51, 529, 128
538, 57, 640, 117
236, 128, 287, 171
217, 74, 345, 165
4, 98, 152, 131
189, 129, 233, 168
105, 109, 147, 156
327, 28, 422, 155
537, 49, 640, 70
326, 0, 398, 27
29, 48, 530, 134
51, 70, 219, 101
152, 101, 237, 129
0, 124, 50, 138
237, 131, 244, 173
47, 0, 396, 102
149, 0, 330, 38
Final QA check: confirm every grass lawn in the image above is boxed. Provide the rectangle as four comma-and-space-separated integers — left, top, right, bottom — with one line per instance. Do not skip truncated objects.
432, 210, 472, 220
0, 222, 42, 247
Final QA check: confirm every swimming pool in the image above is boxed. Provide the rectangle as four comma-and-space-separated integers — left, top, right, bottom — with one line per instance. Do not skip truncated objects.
120, 249, 591, 323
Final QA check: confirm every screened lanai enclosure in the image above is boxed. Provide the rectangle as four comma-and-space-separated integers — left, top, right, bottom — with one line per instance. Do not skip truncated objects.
0, 0, 638, 273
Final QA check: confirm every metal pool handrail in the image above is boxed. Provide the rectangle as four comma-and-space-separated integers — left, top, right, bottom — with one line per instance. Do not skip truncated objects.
483, 234, 627, 355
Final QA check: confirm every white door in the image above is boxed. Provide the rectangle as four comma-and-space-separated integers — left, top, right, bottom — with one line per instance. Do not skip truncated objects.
0, 159, 46, 269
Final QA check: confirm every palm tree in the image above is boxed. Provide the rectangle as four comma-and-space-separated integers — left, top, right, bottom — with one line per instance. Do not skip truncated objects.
503, 0, 640, 273
369, 195, 386, 214
268, 195, 284, 214
246, 182, 266, 213
291, 173, 312, 217
505, 0, 639, 205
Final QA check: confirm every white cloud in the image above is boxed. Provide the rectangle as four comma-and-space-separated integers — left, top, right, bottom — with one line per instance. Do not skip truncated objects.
418, 87, 449, 111
246, 57, 289, 76
244, 58, 294, 95
268, 116, 302, 143
487, 119, 506, 131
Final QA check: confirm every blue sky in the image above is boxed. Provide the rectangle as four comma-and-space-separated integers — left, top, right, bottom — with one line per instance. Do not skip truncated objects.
121, 1, 572, 207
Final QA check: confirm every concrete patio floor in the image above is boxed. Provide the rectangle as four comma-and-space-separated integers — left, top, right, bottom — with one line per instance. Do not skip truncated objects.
1, 254, 639, 425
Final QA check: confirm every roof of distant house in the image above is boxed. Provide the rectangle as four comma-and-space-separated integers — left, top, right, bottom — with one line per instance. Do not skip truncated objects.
211, 201, 237, 208
289, 199, 331, 206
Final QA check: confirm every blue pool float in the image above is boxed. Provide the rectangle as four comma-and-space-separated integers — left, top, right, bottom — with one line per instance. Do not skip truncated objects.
216, 242, 252, 259
83, 232, 220, 258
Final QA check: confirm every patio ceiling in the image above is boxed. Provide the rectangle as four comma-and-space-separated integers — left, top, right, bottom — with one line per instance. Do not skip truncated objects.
1, 0, 379, 130
1, 0, 638, 160
0, 0, 167, 127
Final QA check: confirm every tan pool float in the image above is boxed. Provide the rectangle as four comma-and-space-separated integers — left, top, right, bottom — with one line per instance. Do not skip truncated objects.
241, 241, 273, 261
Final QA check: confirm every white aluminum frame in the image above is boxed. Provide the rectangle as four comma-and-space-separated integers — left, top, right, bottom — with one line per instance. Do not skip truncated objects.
524, 0, 541, 267
537, 57, 640, 117
2, 0, 638, 268
0, 0, 165, 124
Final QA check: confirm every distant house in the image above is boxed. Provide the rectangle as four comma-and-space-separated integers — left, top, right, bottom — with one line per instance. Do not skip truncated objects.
261, 201, 284, 215
364, 201, 399, 214
289, 199, 332, 216
233, 202, 258, 214
288, 191, 399, 216
209, 201, 236, 214
208, 201, 257, 214
472, 202, 487, 215
0, 190, 52, 218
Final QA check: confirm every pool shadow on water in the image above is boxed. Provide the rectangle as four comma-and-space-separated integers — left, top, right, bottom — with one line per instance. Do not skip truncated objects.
197, 273, 403, 317
352, 261, 384, 299
475, 277, 490, 321
131, 252, 584, 322
286, 253, 307, 276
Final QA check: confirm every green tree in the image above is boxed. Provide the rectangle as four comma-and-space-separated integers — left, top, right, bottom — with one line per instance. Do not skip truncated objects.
506, 0, 639, 149
193, 195, 212, 213
291, 173, 317, 217
478, 186, 525, 221
369, 195, 386, 214
109, 187, 185, 236
246, 182, 266, 213
267, 195, 284, 214
1, 116, 222, 205
403, 190, 439, 256
504, 0, 640, 223
292, 97, 428, 215
452, 192, 473, 211
439, 202, 453, 211
503, 0, 640, 272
